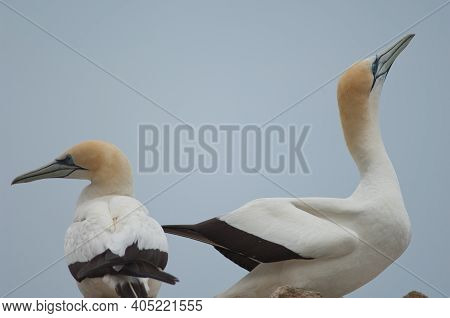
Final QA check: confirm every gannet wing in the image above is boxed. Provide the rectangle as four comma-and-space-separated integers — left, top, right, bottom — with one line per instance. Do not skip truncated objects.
163, 198, 358, 271
64, 196, 178, 285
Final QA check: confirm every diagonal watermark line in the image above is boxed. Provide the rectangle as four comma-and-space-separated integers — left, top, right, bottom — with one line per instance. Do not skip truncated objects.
0, 0, 189, 125
254, 170, 448, 297
2, 170, 198, 297
261, 0, 450, 127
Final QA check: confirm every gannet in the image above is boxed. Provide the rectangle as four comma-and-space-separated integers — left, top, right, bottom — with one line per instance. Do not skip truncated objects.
163, 34, 415, 297
12, 140, 178, 297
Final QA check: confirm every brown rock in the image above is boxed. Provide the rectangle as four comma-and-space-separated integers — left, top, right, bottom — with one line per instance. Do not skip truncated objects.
403, 291, 428, 298
270, 286, 322, 298
269, 286, 428, 298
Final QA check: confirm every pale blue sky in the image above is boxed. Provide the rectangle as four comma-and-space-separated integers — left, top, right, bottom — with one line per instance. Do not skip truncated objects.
1, 0, 449, 297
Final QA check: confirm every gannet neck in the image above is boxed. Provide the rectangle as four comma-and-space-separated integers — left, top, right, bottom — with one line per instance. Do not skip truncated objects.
78, 174, 134, 204
338, 62, 398, 190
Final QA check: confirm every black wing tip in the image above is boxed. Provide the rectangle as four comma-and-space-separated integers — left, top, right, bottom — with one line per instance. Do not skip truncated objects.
165, 218, 312, 269
165, 275, 180, 285
68, 244, 176, 284
156, 270, 179, 285
162, 224, 192, 231
162, 224, 218, 246
214, 246, 259, 271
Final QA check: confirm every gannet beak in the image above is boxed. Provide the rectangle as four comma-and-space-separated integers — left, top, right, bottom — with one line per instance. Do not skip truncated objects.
372, 34, 414, 86
11, 155, 86, 185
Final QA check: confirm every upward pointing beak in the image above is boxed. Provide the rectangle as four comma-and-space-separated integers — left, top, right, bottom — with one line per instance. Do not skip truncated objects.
374, 33, 415, 80
11, 159, 84, 185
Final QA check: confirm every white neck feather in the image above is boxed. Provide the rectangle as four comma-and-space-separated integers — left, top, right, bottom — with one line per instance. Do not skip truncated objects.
77, 177, 134, 205
342, 87, 401, 198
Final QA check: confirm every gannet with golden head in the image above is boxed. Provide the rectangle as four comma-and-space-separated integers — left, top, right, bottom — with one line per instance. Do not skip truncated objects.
12, 140, 178, 297
163, 34, 414, 297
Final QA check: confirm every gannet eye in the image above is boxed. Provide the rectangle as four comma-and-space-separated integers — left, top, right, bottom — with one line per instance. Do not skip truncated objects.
371, 57, 379, 77
56, 154, 75, 165
65, 155, 75, 165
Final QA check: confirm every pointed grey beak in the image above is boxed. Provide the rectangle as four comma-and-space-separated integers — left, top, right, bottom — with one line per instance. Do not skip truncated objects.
372, 34, 414, 88
11, 155, 85, 185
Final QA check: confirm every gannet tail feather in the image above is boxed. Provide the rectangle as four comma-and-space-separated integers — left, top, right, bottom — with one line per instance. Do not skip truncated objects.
115, 279, 148, 298
119, 263, 179, 285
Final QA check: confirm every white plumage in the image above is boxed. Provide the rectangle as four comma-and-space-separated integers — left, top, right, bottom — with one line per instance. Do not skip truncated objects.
65, 196, 167, 264
64, 195, 171, 297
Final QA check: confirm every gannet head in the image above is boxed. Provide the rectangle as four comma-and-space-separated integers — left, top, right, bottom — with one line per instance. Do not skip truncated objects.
338, 34, 414, 111
11, 140, 133, 188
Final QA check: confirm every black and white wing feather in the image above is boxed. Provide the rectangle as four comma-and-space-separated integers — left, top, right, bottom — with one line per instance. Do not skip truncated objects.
164, 198, 358, 271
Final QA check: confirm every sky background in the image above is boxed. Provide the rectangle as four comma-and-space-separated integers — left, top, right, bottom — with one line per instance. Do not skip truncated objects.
1, 0, 449, 297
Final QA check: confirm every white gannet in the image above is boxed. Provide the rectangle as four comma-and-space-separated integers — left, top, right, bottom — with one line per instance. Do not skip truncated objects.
163, 34, 415, 297
12, 140, 178, 297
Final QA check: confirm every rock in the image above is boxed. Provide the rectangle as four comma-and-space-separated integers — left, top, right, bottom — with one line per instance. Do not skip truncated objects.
269, 287, 428, 298
270, 286, 322, 298
403, 291, 428, 298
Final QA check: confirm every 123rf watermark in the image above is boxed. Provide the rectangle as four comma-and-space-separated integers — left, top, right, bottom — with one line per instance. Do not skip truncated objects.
138, 124, 311, 174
